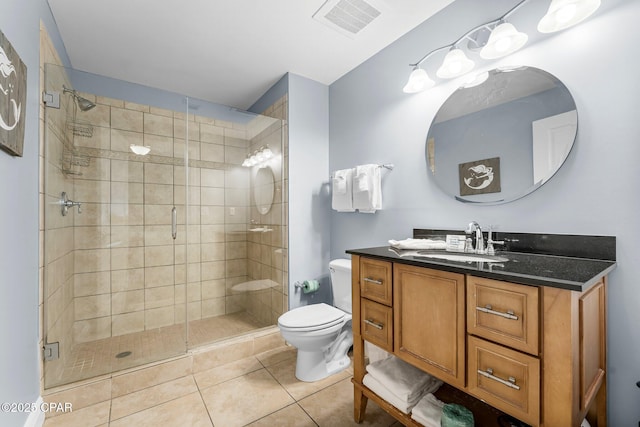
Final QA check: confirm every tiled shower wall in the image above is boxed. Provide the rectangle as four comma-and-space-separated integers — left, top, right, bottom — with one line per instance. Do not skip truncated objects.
66, 97, 284, 343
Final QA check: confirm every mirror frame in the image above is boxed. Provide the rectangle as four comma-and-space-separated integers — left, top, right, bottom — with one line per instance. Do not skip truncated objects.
426, 66, 578, 205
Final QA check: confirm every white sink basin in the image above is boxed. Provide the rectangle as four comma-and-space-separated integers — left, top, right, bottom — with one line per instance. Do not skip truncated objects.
416, 251, 508, 263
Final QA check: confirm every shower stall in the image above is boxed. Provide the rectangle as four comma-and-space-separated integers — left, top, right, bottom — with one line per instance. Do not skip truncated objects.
42, 64, 288, 389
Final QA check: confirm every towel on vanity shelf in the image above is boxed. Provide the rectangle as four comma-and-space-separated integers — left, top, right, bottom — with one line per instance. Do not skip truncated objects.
362, 374, 417, 414
352, 164, 382, 213
331, 168, 355, 212
366, 355, 443, 403
411, 393, 445, 427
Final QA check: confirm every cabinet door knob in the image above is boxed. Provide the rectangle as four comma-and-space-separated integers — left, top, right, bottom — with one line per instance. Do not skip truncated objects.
363, 277, 383, 285
363, 319, 384, 330
477, 368, 521, 390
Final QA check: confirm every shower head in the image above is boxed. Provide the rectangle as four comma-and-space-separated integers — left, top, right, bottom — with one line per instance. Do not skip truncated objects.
63, 86, 96, 112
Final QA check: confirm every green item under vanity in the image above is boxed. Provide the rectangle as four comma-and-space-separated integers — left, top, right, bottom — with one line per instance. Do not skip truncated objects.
441, 403, 474, 427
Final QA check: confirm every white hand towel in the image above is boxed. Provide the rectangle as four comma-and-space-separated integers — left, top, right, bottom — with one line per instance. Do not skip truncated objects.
411, 393, 445, 427
353, 164, 381, 213
388, 238, 447, 250
354, 169, 370, 192
366, 355, 442, 402
331, 168, 355, 212
362, 374, 417, 414
333, 176, 347, 194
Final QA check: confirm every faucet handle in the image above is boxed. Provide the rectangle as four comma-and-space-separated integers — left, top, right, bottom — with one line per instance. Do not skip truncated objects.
486, 225, 504, 255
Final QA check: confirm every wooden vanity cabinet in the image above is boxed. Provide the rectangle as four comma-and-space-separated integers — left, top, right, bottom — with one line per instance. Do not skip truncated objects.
351, 254, 608, 427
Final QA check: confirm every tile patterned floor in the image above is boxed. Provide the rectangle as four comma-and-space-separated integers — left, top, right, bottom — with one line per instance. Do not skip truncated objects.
44, 345, 401, 427
50, 312, 268, 388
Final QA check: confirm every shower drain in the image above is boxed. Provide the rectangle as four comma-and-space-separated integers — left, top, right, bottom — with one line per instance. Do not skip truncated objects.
115, 351, 132, 359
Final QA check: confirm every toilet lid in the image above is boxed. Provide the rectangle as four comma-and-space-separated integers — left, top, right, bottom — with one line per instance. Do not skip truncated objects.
278, 303, 345, 330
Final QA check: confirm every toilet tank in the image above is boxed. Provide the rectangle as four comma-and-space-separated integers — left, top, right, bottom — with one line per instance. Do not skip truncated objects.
329, 259, 352, 314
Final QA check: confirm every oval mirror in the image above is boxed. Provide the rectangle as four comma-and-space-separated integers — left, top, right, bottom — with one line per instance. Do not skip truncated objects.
426, 66, 577, 204
254, 166, 275, 214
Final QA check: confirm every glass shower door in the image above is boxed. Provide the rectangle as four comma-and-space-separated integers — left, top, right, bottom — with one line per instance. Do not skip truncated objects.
42, 64, 188, 388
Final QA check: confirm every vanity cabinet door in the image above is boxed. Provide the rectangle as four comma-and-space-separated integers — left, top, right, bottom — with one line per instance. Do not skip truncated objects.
467, 277, 539, 355
360, 258, 393, 306
393, 264, 466, 388
361, 299, 393, 352
467, 335, 540, 426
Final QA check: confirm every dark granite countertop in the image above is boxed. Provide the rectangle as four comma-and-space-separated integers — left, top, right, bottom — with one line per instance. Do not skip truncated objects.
346, 230, 617, 292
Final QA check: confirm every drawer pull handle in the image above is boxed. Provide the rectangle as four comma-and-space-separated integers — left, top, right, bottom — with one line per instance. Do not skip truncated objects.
478, 368, 521, 390
364, 319, 384, 330
364, 277, 383, 285
476, 304, 518, 320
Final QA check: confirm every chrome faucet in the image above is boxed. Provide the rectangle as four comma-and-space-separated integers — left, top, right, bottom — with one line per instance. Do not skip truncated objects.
465, 221, 484, 254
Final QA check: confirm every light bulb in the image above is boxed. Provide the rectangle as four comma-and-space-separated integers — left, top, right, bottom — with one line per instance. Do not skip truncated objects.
262, 147, 273, 159
402, 68, 434, 93
436, 49, 475, 79
556, 4, 577, 23
538, 0, 601, 33
480, 23, 528, 60
462, 71, 489, 88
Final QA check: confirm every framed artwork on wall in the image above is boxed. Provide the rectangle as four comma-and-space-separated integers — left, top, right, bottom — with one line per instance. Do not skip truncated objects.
458, 157, 501, 196
0, 28, 27, 157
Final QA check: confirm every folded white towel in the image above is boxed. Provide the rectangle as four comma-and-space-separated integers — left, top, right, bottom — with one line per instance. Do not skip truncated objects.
388, 238, 447, 250
411, 393, 445, 427
331, 168, 355, 212
362, 374, 418, 414
353, 164, 381, 213
411, 413, 438, 427
366, 356, 443, 403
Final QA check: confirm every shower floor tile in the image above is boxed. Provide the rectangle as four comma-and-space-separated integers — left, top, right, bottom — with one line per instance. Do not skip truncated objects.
49, 311, 268, 387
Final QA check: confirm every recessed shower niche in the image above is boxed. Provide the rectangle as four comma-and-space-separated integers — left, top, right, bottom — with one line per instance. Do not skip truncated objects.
41, 63, 288, 388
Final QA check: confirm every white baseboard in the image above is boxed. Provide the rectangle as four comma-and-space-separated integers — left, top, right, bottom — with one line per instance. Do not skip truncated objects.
23, 397, 45, 427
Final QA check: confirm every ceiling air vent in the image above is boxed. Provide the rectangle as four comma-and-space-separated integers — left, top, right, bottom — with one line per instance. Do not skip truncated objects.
313, 0, 383, 38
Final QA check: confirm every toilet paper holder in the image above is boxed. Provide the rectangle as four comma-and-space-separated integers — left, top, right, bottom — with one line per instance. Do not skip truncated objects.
294, 280, 320, 294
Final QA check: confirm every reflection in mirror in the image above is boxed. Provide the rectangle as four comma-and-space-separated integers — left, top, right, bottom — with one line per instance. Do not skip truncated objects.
426, 66, 577, 204
254, 166, 275, 214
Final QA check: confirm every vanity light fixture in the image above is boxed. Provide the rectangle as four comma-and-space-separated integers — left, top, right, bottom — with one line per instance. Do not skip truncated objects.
403, 0, 600, 93
242, 145, 274, 168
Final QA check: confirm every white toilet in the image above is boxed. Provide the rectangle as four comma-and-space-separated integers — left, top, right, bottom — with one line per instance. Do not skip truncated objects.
278, 259, 353, 382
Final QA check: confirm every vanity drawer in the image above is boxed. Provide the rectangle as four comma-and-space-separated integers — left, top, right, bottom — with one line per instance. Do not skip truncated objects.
360, 258, 392, 306
361, 298, 393, 352
467, 336, 540, 426
467, 276, 539, 355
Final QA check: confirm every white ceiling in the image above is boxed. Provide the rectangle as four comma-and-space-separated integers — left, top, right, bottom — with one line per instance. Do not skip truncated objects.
47, 0, 455, 110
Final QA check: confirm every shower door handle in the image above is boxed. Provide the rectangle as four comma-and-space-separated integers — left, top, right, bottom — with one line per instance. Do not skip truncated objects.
171, 207, 177, 240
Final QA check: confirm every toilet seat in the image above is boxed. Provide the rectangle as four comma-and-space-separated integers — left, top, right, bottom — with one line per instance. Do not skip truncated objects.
278, 303, 346, 332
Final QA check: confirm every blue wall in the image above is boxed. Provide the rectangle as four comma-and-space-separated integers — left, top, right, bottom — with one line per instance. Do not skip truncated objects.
0, 1, 69, 426
287, 74, 331, 309
329, 0, 640, 424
